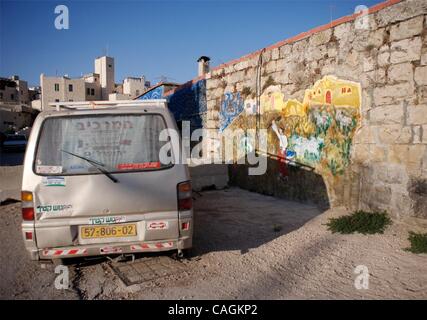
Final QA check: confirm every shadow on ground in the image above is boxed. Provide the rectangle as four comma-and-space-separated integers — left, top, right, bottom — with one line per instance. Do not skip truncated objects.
192, 187, 323, 256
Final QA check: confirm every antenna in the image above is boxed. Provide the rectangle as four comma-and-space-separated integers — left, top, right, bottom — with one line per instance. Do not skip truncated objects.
329, 4, 336, 26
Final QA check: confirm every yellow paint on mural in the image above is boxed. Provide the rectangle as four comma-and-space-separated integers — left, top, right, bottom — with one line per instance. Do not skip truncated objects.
260, 89, 286, 113
222, 75, 362, 175
302, 75, 361, 108
282, 99, 307, 118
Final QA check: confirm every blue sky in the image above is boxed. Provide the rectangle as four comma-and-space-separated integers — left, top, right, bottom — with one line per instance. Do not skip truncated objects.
0, 0, 383, 86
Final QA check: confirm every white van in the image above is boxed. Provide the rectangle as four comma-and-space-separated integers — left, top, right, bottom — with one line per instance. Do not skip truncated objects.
21, 100, 193, 261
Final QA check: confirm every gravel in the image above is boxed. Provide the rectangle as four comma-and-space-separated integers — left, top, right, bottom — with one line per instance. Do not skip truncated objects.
1, 187, 426, 299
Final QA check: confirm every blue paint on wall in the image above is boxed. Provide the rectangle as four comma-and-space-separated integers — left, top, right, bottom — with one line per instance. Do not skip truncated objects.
167, 79, 206, 129
137, 79, 207, 131
139, 86, 164, 100
219, 92, 244, 132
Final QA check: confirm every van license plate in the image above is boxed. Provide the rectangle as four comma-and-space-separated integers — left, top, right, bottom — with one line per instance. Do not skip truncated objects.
80, 224, 137, 239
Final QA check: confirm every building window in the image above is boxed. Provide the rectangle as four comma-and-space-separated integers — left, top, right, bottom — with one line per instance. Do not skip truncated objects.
68, 84, 73, 92
54, 83, 59, 91
69, 99, 73, 102
108, 64, 112, 68
91, 88, 95, 96
86, 88, 90, 95
0, 92, 3, 99
135, 90, 140, 96
55, 99, 59, 102
11, 94, 14, 100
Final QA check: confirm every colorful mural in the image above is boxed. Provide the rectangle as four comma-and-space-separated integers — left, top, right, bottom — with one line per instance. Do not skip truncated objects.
137, 80, 207, 130
139, 86, 164, 100
222, 75, 361, 176
167, 79, 207, 129
219, 92, 245, 132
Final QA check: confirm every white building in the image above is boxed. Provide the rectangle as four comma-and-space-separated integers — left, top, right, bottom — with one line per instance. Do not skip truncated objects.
39, 56, 149, 110
0, 76, 38, 133
94, 56, 115, 100
123, 76, 147, 99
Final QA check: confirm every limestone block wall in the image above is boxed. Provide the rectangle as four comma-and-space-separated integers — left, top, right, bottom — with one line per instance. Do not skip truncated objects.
197, 0, 427, 219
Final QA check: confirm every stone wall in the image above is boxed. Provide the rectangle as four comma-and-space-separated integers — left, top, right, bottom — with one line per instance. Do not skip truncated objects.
146, 0, 427, 220
198, 0, 427, 219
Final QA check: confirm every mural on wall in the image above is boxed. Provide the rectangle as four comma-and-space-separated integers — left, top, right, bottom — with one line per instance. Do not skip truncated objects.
219, 92, 245, 132
221, 75, 361, 176
137, 80, 207, 130
168, 79, 207, 129
139, 86, 164, 100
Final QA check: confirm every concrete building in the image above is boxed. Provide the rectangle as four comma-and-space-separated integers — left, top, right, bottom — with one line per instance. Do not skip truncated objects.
39, 56, 149, 109
109, 93, 131, 101
40, 74, 86, 109
94, 56, 115, 100
40, 56, 114, 109
123, 76, 147, 99
82, 73, 102, 101
40, 56, 115, 109
0, 104, 35, 133
0, 76, 38, 133
0, 76, 31, 105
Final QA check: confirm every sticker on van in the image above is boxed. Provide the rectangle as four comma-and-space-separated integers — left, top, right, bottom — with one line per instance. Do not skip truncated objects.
36, 165, 63, 174
117, 162, 161, 170
147, 221, 169, 230
36, 204, 72, 214
42, 176, 65, 186
89, 216, 126, 225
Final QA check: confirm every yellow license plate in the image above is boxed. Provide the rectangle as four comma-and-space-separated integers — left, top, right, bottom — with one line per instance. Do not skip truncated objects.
81, 224, 137, 239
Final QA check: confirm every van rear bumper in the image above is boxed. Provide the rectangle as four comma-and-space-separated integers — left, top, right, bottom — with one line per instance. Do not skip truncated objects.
27, 237, 192, 261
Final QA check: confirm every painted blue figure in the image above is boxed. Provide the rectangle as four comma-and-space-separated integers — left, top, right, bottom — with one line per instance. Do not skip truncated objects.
219, 92, 245, 132
140, 86, 163, 100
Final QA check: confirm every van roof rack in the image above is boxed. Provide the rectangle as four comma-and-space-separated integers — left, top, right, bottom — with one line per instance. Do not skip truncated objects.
48, 99, 167, 111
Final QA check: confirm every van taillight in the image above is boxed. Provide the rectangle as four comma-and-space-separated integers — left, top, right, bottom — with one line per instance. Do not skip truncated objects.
177, 181, 192, 211
22, 207, 34, 221
181, 222, 190, 231
21, 191, 34, 221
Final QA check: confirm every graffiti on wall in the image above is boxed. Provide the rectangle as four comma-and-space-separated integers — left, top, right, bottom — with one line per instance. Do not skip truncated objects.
137, 80, 207, 130
168, 79, 207, 129
139, 86, 164, 100
221, 75, 361, 176
219, 92, 245, 132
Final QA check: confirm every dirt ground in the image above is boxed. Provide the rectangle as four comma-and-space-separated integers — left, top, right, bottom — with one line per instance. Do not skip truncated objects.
1, 187, 426, 299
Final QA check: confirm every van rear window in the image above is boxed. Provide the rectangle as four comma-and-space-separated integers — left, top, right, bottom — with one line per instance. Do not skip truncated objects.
34, 114, 169, 175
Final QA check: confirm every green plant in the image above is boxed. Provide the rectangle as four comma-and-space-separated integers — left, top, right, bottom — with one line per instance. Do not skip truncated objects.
406, 232, 427, 254
326, 210, 392, 235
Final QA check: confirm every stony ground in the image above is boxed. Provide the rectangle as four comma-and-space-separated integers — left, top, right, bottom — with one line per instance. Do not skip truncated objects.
1, 188, 426, 300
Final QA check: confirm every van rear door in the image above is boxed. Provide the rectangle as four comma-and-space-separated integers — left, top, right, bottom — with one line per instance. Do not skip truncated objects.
32, 112, 184, 247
